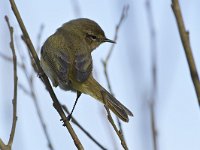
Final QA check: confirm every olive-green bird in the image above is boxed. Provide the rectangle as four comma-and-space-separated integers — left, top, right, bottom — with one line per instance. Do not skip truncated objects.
40, 18, 133, 122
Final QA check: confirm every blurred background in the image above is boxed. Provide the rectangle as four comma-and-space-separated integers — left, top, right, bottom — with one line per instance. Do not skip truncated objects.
1, 0, 200, 150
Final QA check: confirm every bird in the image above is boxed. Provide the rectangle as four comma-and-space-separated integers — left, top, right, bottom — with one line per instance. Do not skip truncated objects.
40, 18, 133, 122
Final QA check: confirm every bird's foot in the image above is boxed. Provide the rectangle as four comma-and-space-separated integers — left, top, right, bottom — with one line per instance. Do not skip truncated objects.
60, 118, 67, 126
67, 114, 72, 121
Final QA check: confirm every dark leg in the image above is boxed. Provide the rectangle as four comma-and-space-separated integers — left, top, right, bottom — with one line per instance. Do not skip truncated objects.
67, 91, 82, 121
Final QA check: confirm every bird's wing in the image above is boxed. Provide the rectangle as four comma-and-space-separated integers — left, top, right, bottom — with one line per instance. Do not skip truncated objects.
74, 52, 92, 82
42, 49, 70, 83
54, 51, 71, 82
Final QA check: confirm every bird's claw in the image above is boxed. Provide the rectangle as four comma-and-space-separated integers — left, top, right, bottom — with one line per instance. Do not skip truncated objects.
60, 115, 72, 126
60, 118, 67, 126
67, 114, 72, 121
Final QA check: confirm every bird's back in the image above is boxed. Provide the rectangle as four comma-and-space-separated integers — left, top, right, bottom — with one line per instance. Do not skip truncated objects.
41, 23, 92, 90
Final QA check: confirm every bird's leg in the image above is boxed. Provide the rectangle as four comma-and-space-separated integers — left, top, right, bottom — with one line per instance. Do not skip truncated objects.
67, 91, 82, 121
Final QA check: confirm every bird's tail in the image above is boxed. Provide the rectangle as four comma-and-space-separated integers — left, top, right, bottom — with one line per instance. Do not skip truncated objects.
77, 76, 133, 122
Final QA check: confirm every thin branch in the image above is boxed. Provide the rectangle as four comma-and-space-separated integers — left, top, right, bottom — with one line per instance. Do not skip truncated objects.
18, 83, 31, 96
17, 38, 54, 150
0, 139, 6, 150
6, 15, 18, 148
102, 4, 129, 130
0, 15, 18, 150
20, 43, 55, 150
19, 58, 54, 150
9, 0, 83, 149
150, 102, 157, 150
171, 0, 200, 106
104, 5, 129, 64
0, 52, 23, 68
18, 84, 54, 150
0, 51, 54, 150
102, 92, 128, 150
145, 0, 158, 150
21, 35, 38, 74
36, 24, 44, 53
30, 88, 54, 150
62, 105, 107, 150
101, 5, 129, 150
1, 38, 55, 149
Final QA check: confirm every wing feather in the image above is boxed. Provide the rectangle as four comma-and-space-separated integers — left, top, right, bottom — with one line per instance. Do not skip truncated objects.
74, 53, 92, 82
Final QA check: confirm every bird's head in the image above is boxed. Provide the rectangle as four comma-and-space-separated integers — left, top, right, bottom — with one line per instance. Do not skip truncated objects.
66, 18, 115, 51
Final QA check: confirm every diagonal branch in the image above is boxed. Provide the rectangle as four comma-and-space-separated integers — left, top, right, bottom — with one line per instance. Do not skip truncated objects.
102, 92, 128, 150
17, 51, 54, 150
0, 52, 23, 68
62, 105, 107, 150
0, 47, 55, 149
102, 5, 129, 150
171, 0, 200, 106
36, 24, 44, 53
8, 0, 83, 149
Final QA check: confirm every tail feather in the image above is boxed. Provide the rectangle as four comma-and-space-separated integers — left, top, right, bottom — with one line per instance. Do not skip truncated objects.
106, 91, 133, 115
77, 76, 133, 122
103, 90, 133, 122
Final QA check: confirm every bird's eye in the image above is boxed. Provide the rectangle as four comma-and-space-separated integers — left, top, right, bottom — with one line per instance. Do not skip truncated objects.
90, 35, 97, 41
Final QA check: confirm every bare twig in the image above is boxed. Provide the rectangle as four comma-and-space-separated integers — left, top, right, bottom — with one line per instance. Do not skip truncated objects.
171, 0, 200, 106
0, 52, 23, 68
101, 5, 129, 150
18, 51, 54, 150
150, 102, 157, 150
0, 139, 6, 150
1, 34, 55, 149
0, 16, 18, 150
21, 35, 38, 74
104, 5, 129, 64
62, 105, 107, 150
17, 26, 54, 149
18, 83, 31, 96
5, 15, 18, 149
36, 24, 44, 53
102, 92, 128, 150
9, 0, 83, 149
145, 0, 158, 150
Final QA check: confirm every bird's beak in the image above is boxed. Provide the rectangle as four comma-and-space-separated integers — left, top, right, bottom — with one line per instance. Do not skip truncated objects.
104, 38, 116, 43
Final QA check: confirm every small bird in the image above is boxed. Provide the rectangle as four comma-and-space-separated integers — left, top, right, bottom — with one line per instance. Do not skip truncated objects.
40, 18, 133, 122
